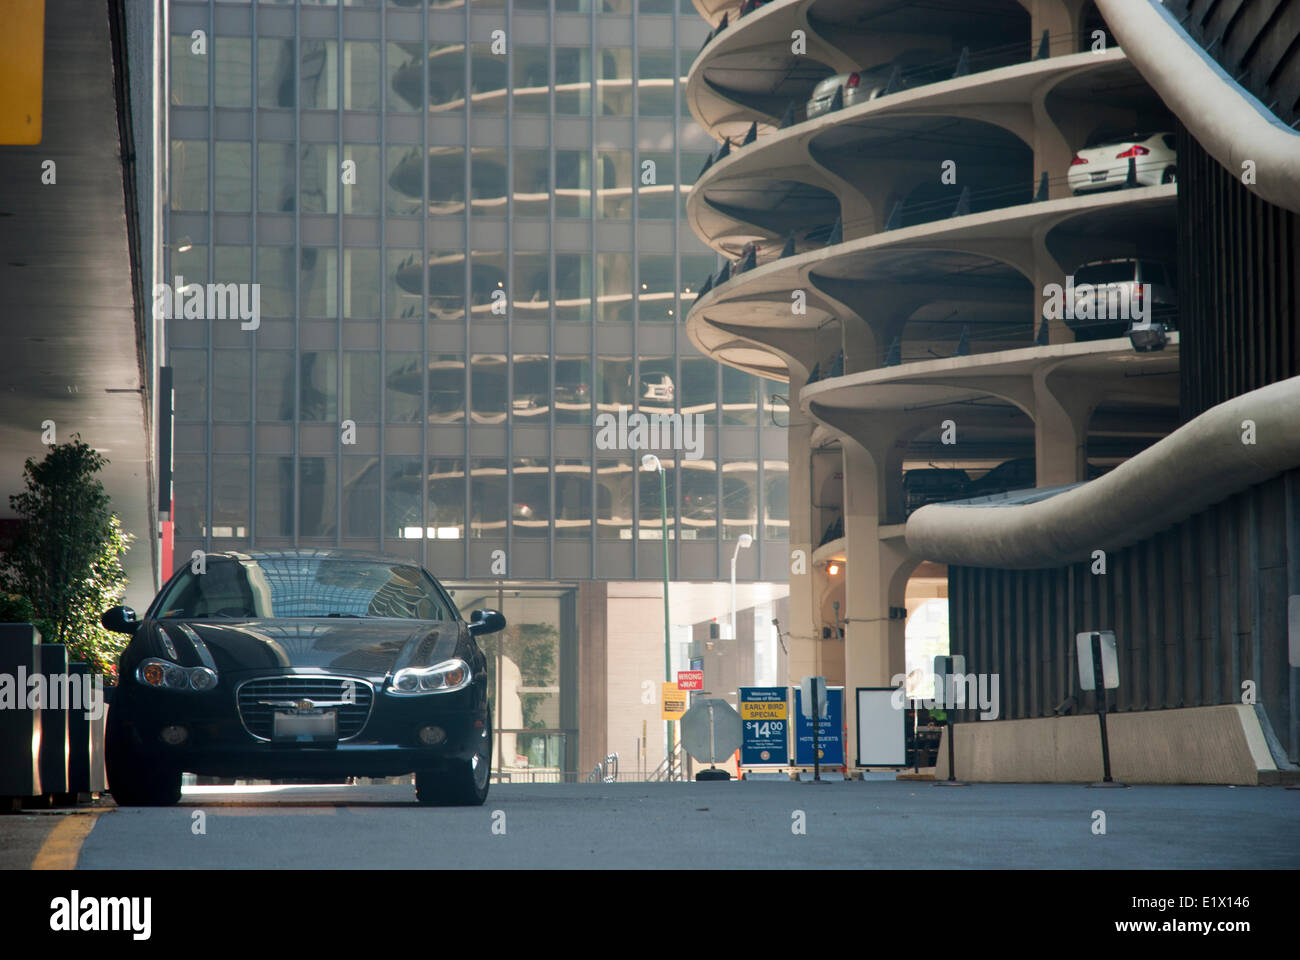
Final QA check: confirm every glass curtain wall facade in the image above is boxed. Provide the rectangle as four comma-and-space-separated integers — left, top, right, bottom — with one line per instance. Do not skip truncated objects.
165, 0, 789, 583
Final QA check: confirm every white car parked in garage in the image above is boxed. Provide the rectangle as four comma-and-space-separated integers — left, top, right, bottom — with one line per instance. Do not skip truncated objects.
1068, 131, 1177, 194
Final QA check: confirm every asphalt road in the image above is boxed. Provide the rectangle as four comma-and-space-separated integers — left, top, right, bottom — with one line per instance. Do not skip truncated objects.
56, 780, 1300, 869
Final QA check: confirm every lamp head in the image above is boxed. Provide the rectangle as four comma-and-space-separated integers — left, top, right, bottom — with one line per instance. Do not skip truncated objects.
641, 454, 662, 472
738, 533, 753, 549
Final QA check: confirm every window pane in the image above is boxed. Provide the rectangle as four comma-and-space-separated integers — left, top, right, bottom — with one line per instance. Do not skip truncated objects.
172, 349, 207, 421
343, 249, 380, 319
637, 49, 674, 116
513, 251, 549, 321
597, 458, 633, 539
555, 253, 590, 323
637, 151, 675, 219
258, 142, 296, 212
471, 147, 507, 215
430, 43, 466, 113
344, 41, 381, 110
470, 44, 507, 116
342, 352, 380, 422
213, 349, 251, 421
471, 354, 507, 423
555, 47, 591, 115
596, 150, 632, 219
215, 38, 252, 108
300, 350, 337, 421
428, 249, 464, 321
428, 354, 466, 423
765, 460, 789, 540
638, 355, 674, 417
387, 42, 424, 111
170, 140, 207, 211
638, 455, 676, 538
722, 366, 758, 425
597, 47, 632, 117
386, 351, 421, 423
680, 355, 717, 426
214, 142, 251, 211
596, 252, 632, 323
256, 350, 295, 420
260, 39, 295, 110
554, 357, 592, 425
680, 459, 716, 540
429, 147, 465, 217
301, 143, 338, 213
174, 454, 206, 541
512, 355, 550, 423
722, 462, 757, 540
256, 456, 293, 538
428, 458, 465, 538
514, 46, 549, 116
387, 146, 422, 216
555, 459, 591, 538
470, 251, 506, 320
342, 144, 380, 215
257, 246, 296, 317
638, 254, 675, 322
299, 457, 337, 538
555, 149, 591, 218
512, 458, 549, 539
596, 356, 633, 414
386, 247, 423, 320
386, 455, 422, 540
171, 36, 208, 106
343, 456, 380, 538
301, 247, 338, 317
471, 458, 507, 538
301, 40, 338, 110
212, 455, 249, 540
513, 150, 549, 218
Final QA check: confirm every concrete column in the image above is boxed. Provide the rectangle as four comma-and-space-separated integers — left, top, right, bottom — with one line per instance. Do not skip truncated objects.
840, 440, 913, 767
785, 382, 821, 688
1033, 368, 1095, 485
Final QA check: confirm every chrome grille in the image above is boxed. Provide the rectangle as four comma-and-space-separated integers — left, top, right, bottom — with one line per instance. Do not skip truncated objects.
236, 676, 375, 741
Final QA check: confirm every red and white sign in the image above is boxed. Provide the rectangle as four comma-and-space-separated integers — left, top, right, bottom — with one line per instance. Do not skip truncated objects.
677, 670, 704, 691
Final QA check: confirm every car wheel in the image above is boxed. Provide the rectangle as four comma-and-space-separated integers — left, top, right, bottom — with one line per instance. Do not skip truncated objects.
106, 710, 182, 806
1162, 166, 1176, 184
415, 721, 492, 806
696, 768, 731, 781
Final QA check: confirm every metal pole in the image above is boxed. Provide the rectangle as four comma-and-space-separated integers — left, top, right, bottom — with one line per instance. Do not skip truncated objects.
660, 467, 672, 781
730, 553, 737, 643
1093, 632, 1114, 783
813, 682, 821, 782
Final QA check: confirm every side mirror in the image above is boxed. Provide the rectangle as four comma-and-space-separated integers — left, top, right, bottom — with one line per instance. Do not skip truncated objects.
467, 609, 506, 637
101, 605, 140, 635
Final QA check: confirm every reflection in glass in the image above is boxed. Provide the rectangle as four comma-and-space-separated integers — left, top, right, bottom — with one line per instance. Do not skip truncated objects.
171, 36, 207, 105
596, 356, 633, 414
638, 255, 676, 322
470, 251, 507, 319
428, 147, 466, 216
637, 151, 675, 219
299, 457, 337, 538
556, 150, 591, 218
471, 147, 507, 215
259, 143, 296, 213
257, 247, 295, 317
471, 354, 507, 423
637, 49, 674, 116
680, 355, 717, 426
427, 250, 465, 321
212, 349, 251, 421
428, 355, 466, 424
259, 39, 296, 108
214, 142, 250, 210
300, 351, 337, 421
342, 352, 380, 422
514, 46, 550, 116
638, 455, 676, 539
385, 455, 423, 540
428, 458, 465, 539
555, 459, 592, 538
170, 140, 207, 211
513, 150, 550, 218
212, 455, 250, 540
343, 456, 380, 538
555, 254, 591, 323
471, 458, 508, 538
342, 145, 380, 214
723, 366, 758, 425
172, 349, 207, 421
513, 251, 549, 321
386, 248, 423, 320
301, 40, 338, 110
597, 150, 632, 219
215, 38, 252, 108
764, 460, 789, 540
679, 459, 716, 540
470, 44, 507, 115
256, 456, 292, 538
512, 458, 550, 539
387, 42, 424, 111
512, 356, 551, 422
638, 356, 675, 417
555, 47, 591, 115
301, 143, 339, 213
597, 458, 634, 540
597, 47, 632, 116
343, 249, 380, 319
722, 462, 757, 540
554, 357, 592, 425
344, 41, 381, 111
596, 252, 633, 323
386, 146, 423, 216
301, 247, 338, 317
256, 351, 295, 421
429, 44, 467, 113
386, 352, 422, 423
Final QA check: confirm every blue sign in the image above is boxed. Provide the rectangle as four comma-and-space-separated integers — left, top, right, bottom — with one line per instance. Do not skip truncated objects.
794, 686, 844, 766
739, 686, 789, 766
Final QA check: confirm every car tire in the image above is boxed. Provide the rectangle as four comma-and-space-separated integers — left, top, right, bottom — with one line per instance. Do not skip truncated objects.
106, 710, 182, 807
1162, 166, 1176, 184
696, 768, 731, 781
415, 721, 492, 806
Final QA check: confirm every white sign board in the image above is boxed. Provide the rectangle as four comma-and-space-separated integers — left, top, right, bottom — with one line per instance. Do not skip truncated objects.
855, 687, 906, 767
1076, 631, 1119, 691
800, 676, 828, 719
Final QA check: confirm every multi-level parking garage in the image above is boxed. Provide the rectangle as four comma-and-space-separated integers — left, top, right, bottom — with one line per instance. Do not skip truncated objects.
685, 0, 1300, 781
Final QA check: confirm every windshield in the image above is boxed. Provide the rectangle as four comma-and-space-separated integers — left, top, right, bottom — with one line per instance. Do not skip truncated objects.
154, 556, 453, 621
1075, 262, 1136, 285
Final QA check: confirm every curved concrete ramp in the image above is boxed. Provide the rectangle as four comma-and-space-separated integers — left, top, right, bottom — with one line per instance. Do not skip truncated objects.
906, 376, 1300, 568
1095, 0, 1300, 214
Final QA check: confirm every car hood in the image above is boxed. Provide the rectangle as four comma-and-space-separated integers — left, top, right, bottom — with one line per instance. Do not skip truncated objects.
154, 618, 464, 677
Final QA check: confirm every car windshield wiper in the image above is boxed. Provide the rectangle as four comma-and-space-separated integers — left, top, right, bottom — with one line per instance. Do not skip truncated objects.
324, 612, 364, 618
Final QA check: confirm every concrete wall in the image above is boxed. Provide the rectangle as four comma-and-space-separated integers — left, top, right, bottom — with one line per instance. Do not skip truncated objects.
935, 704, 1278, 784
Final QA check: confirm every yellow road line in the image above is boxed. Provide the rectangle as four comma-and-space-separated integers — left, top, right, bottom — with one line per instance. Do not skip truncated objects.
31, 813, 104, 870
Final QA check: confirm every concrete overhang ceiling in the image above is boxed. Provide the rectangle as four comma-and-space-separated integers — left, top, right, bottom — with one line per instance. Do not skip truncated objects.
0, 0, 155, 606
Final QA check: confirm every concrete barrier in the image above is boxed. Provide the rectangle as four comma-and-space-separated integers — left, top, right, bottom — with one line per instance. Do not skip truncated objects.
935, 704, 1278, 785
66, 662, 107, 799
38, 643, 70, 799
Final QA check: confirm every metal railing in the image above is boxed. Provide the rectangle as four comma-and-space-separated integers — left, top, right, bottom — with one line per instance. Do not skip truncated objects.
586, 753, 620, 783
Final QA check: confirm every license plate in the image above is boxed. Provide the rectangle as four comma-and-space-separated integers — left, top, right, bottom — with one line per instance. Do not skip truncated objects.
1090, 171, 1107, 182
272, 709, 337, 743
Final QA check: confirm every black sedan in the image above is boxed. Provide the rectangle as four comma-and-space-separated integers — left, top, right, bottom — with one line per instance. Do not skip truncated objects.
100, 550, 504, 807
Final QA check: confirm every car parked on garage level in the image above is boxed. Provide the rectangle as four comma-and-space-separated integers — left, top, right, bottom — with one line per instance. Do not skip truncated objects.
1068, 131, 1177, 194
903, 468, 970, 516
101, 551, 504, 807
805, 50, 942, 120
1067, 257, 1178, 340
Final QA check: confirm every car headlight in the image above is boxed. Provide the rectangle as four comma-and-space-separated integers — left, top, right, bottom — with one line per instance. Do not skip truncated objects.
136, 657, 219, 692
389, 659, 471, 695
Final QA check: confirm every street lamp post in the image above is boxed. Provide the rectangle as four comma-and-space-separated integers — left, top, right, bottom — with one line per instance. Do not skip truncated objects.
730, 533, 753, 645
642, 454, 673, 780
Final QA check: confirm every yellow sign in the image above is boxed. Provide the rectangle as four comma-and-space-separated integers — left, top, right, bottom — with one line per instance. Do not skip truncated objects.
741, 702, 787, 721
661, 681, 687, 720
0, 0, 45, 145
